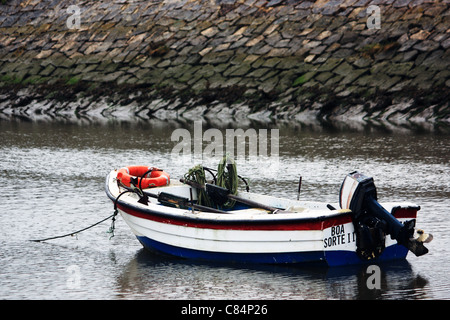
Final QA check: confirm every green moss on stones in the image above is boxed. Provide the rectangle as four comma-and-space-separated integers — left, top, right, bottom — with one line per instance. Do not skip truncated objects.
293, 72, 316, 86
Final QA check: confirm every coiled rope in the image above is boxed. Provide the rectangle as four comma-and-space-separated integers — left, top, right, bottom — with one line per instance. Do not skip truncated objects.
216, 156, 238, 208
183, 155, 240, 208
183, 164, 213, 207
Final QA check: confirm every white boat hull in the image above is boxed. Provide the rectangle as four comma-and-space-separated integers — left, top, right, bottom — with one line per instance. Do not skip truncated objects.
106, 170, 418, 266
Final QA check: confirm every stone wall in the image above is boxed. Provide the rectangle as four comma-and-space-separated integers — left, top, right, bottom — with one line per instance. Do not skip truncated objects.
0, 0, 449, 126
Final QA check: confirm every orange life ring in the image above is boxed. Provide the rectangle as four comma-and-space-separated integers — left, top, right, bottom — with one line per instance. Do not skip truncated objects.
117, 166, 170, 189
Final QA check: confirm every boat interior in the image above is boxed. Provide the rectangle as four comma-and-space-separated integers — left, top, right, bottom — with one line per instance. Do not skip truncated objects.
114, 174, 342, 216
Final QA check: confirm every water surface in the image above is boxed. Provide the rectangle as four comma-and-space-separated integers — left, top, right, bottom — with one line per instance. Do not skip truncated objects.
0, 118, 448, 300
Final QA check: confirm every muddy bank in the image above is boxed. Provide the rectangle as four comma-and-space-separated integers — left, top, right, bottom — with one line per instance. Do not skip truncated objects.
1, 80, 448, 133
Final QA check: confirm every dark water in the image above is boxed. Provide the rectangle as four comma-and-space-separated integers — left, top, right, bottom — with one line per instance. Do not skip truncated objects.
0, 117, 448, 300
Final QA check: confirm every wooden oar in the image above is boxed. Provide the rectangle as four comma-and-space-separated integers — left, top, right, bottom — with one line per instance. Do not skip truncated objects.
155, 191, 229, 214
180, 179, 285, 214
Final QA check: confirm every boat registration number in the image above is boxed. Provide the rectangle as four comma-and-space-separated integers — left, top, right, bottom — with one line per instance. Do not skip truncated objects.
323, 223, 356, 249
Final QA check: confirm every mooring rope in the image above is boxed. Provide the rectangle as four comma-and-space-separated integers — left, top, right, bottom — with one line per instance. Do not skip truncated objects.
30, 189, 133, 243
29, 214, 115, 242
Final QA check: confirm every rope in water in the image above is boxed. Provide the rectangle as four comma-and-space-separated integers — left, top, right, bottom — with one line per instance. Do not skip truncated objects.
29, 189, 133, 242
29, 214, 115, 242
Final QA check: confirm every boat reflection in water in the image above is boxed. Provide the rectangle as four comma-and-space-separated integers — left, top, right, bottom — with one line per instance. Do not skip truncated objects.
115, 249, 429, 300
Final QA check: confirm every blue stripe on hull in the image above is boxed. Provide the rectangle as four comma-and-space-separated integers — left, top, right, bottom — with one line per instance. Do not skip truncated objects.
136, 236, 408, 267
324, 245, 409, 266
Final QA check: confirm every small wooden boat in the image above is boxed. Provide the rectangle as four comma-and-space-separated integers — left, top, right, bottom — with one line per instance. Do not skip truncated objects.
105, 165, 431, 267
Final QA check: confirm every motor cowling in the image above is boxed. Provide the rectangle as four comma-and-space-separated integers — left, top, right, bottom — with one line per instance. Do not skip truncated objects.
340, 171, 430, 259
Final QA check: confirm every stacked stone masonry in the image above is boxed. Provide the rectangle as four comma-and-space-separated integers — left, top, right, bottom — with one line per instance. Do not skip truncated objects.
0, 0, 449, 124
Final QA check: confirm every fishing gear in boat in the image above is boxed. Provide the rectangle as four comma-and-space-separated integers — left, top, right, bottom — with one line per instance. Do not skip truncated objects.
216, 156, 238, 208
201, 166, 250, 192
113, 163, 232, 213
115, 157, 255, 213
183, 164, 214, 208
118, 182, 230, 214
114, 166, 228, 214
180, 179, 285, 214
182, 156, 251, 210
180, 156, 283, 213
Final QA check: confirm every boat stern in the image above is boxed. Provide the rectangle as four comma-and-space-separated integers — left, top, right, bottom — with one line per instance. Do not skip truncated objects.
339, 171, 431, 260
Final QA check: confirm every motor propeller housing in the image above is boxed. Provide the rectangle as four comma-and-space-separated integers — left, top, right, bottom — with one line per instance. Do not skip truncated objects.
340, 171, 430, 258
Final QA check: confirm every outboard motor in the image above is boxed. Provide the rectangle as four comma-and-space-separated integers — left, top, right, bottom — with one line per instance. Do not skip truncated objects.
340, 171, 431, 260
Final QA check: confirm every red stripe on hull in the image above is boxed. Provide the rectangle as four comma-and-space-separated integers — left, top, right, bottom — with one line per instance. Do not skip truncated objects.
117, 204, 417, 232
392, 207, 418, 219
117, 204, 339, 231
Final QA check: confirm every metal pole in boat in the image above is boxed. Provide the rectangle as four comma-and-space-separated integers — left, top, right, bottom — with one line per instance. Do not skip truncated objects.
297, 176, 302, 201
